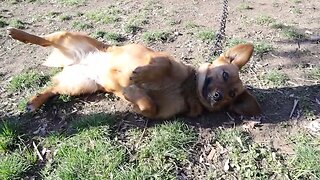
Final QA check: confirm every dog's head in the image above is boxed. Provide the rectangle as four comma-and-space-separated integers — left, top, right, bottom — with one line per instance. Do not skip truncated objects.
197, 43, 261, 116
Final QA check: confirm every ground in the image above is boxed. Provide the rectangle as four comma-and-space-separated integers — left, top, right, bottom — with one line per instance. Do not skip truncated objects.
0, 0, 319, 179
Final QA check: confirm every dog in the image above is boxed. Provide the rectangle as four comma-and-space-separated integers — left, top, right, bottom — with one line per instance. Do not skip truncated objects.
7, 27, 261, 119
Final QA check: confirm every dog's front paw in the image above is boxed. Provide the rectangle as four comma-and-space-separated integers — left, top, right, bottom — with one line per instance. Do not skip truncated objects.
25, 102, 36, 113
130, 67, 145, 83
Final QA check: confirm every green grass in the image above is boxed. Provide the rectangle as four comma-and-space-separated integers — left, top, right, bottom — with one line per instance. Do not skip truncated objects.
288, 133, 320, 179
92, 31, 124, 43
123, 14, 148, 34
185, 21, 199, 29
72, 21, 92, 30
0, 18, 8, 28
307, 67, 320, 80
0, 150, 37, 179
282, 28, 305, 39
9, 19, 26, 29
0, 120, 37, 179
254, 42, 273, 54
41, 115, 195, 179
271, 23, 305, 40
196, 30, 215, 42
85, 7, 121, 24
8, 71, 50, 92
48, 11, 60, 18
209, 128, 288, 179
142, 31, 171, 43
226, 38, 273, 55
261, 70, 289, 87
290, 0, 302, 3
255, 15, 275, 25
59, 14, 72, 21
237, 3, 253, 10
292, 7, 302, 14
116, 121, 196, 178
0, 120, 20, 153
58, 0, 85, 5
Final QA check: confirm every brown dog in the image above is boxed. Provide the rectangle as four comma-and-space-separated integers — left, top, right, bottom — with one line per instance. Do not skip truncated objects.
7, 27, 261, 119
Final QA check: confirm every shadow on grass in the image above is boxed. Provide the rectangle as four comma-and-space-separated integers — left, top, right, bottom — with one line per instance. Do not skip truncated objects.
1, 84, 319, 137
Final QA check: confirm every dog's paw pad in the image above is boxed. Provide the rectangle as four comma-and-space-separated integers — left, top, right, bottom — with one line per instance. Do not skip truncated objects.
25, 102, 36, 113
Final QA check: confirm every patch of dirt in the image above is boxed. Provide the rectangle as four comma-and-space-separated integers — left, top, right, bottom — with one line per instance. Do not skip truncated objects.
0, 0, 319, 178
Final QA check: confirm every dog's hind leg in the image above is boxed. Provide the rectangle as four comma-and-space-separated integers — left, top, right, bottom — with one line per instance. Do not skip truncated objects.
26, 67, 102, 112
7, 27, 106, 49
7, 27, 108, 67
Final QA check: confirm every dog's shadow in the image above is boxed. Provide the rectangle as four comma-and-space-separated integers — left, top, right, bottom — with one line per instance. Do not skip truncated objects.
1, 84, 319, 138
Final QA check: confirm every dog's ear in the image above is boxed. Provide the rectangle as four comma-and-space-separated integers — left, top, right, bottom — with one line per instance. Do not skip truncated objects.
229, 89, 261, 116
223, 43, 254, 69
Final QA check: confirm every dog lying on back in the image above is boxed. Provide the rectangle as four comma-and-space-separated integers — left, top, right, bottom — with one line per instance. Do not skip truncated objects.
7, 27, 261, 119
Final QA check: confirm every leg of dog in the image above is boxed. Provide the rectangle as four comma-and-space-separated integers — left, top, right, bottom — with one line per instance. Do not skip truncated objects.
26, 68, 101, 112
130, 54, 171, 84
7, 27, 107, 52
122, 85, 157, 118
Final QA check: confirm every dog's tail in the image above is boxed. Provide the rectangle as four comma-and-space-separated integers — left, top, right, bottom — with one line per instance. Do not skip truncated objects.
7, 27, 109, 67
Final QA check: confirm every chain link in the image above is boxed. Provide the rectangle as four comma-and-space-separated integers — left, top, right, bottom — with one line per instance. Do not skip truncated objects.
208, 0, 229, 60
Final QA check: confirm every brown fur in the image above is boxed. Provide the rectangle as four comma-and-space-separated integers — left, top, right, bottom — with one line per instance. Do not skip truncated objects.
7, 27, 261, 119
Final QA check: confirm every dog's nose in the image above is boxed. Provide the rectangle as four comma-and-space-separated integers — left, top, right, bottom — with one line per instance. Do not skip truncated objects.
213, 91, 223, 101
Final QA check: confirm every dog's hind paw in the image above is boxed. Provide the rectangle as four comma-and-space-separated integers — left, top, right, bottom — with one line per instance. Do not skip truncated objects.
25, 102, 36, 113
7, 27, 16, 37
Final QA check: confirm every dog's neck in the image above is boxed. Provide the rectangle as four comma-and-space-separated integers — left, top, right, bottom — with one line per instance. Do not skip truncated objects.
181, 67, 204, 116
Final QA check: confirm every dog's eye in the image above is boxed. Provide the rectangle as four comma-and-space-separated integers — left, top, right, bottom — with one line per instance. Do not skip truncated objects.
229, 91, 235, 98
222, 71, 229, 81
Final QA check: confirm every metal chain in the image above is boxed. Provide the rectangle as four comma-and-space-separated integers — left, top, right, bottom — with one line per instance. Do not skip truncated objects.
209, 0, 229, 60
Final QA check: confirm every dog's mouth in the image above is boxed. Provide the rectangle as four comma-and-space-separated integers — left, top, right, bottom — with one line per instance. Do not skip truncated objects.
202, 77, 223, 107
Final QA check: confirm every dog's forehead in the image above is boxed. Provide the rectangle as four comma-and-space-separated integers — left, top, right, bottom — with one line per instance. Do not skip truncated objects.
208, 64, 239, 75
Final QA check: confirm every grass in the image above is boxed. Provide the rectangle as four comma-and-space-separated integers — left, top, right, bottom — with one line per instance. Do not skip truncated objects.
59, 14, 72, 21
0, 18, 8, 28
123, 14, 149, 34
0, 120, 37, 179
209, 128, 288, 179
255, 15, 275, 25
237, 3, 253, 10
85, 7, 121, 24
9, 19, 26, 29
254, 42, 274, 54
261, 69, 289, 87
0, 120, 20, 153
72, 21, 92, 30
226, 38, 273, 55
288, 133, 320, 179
271, 23, 305, 40
58, 0, 85, 6
92, 31, 124, 43
117, 121, 196, 178
8, 71, 50, 92
307, 67, 320, 80
142, 30, 171, 43
196, 30, 215, 42
291, 7, 302, 14
0, 150, 37, 179
185, 21, 200, 29
290, 0, 302, 3
41, 116, 195, 179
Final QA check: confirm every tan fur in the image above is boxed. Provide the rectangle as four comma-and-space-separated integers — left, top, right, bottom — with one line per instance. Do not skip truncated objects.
7, 28, 261, 119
